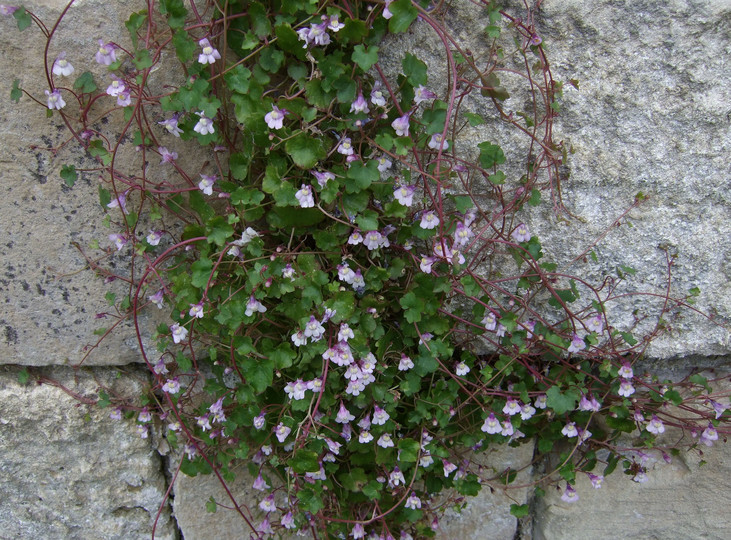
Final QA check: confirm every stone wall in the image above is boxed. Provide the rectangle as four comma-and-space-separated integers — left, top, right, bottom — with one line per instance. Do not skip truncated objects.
0, 0, 728, 538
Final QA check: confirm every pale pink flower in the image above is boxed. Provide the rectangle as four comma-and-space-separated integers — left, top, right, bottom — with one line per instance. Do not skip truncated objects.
414, 85, 437, 104
52, 52, 74, 77
193, 112, 215, 135
295, 184, 315, 207
481, 412, 501, 434
511, 223, 531, 242
394, 185, 416, 206
646, 415, 665, 434
567, 333, 585, 353
95, 40, 117, 65
350, 93, 370, 114
419, 211, 439, 229
561, 484, 579, 503
587, 315, 603, 333
264, 105, 286, 129
170, 323, 188, 344
337, 137, 354, 155
198, 174, 216, 195
45, 89, 65, 110
197, 38, 221, 64
189, 301, 204, 319
391, 113, 410, 137
106, 76, 126, 97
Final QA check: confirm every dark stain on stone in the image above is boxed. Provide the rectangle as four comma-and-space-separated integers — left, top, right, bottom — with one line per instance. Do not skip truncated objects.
36, 283, 46, 296
4, 325, 18, 345
21, 281, 29, 291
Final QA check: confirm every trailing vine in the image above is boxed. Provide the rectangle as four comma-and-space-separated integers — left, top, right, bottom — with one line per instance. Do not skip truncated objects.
4, 1, 728, 538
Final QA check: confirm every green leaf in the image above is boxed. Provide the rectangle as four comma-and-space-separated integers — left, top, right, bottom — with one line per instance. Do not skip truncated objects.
489, 171, 506, 185
176, 351, 192, 372
400, 292, 425, 323
545, 386, 579, 415
477, 141, 506, 169
296, 487, 324, 513
346, 160, 380, 193
17, 368, 30, 385
205, 497, 217, 513
259, 46, 285, 72
289, 450, 320, 473
402, 53, 428, 86
247, 1, 271, 38
133, 49, 153, 70
13, 7, 32, 31
340, 468, 369, 492
510, 504, 530, 518
352, 44, 379, 71
98, 186, 111, 208
241, 357, 274, 393
172, 30, 195, 62
451, 195, 473, 214
285, 133, 327, 169
97, 390, 110, 408
207, 216, 234, 246
159, 0, 187, 29
225, 64, 251, 94
664, 389, 683, 406
125, 10, 148, 49
528, 188, 541, 206
74, 72, 97, 94
397, 439, 420, 463
388, 0, 418, 33
10, 79, 22, 103
480, 73, 510, 101
191, 258, 213, 288
60, 165, 77, 187
464, 112, 484, 126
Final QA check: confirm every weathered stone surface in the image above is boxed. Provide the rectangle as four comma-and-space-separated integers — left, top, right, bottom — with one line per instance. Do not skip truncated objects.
534, 0, 731, 359
172, 466, 266, 539
533, 434, 731, 539
379, 0, 729, 360
0, 0, 162, 366
0, 366, 176, 539
440, 441, 534, 540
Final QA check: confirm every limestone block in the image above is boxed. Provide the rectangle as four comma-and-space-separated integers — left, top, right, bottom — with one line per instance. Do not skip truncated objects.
533, 437, 731, 539
440, 441, 535, 540
377, 0, 729, 360
535, 0, 730, 358
0, 0, 164, 366
0, 366, 176, 539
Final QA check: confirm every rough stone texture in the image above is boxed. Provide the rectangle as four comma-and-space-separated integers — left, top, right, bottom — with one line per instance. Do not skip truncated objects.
533, 433, 731, 539
379, 0, 729, 360
0, 366, 176, 539
535, 0, 731, 359
172, 467, 265, 540
0, 0, 160, 366
440, 442, 535, 540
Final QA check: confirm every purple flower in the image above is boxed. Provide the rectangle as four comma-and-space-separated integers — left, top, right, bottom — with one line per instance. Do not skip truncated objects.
304, 315, 325, 340
710, 400, 728, 420
326, 14, 345, 32
350, 92, 370, 114
162, 378, 181, 394
363, 230, 383, 250
281, 511, 296, 529
348, 230, 363, 245
117, 91, 132, 107
578, 394, 601, 412
308, 22, 330, 46
482, 311, 497, 331
399, 354, 414, 371
146, 230, 163, 246
45, 89, 66, 110
377, 155, 392, 172
561, 484, 579, 503
646, 415, 665, 434
95, 40, 117, 65
252, 473, 269, 491
170, 323, 188, 344
481, 412, 501, 434
455, 361, 470, 376
274, 422, 291, 442
148, 290, 165, 309
511, 223, 531, 243
587, 314, 603, 333
52, 52, 74, 77
372, 405, 390, 425
198, 174, 216, 195
419, 255, 435, 273
197, 38, 221, 64
245, 295, 267, 316
337, 137, 354, 155
567, 333, 585, 353
530, 34, 542, 46
351, 523, 366, 539
189, 301, 204, 319
588, 473, 603, 489
106, 75, 126, 97
405, 492, 421, 510
193, 111, 215, 135
454, 221, 474, 247
109, 407, 122, 420
382, 0, 394, 20
391, 113, 410, 137
618, 378, 635, 397
618, 362, 634, 379
394, 185, 416, 206
253, 413, 266, 429
371, 82, 387, 107
158, 114, 183, 137
107, 190, 129, 214
520, 403, 536, 420
295, 184, 315, 207
414, 85, 437, 104
0, 5, 19, 16
109, 233, 127, 251
311, 169, 335, 187
700, 424, 719, 446
259, 494, 276, 512
159, 146, 177, 164
153, 358, 168, 374
503, 399, 521, 416
377, 433, 394, 448
264, 105, 286, 130
419, 211, 439, 229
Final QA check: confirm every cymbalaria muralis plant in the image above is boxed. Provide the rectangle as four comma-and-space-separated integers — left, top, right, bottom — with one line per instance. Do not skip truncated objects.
5, 1, 729, 538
